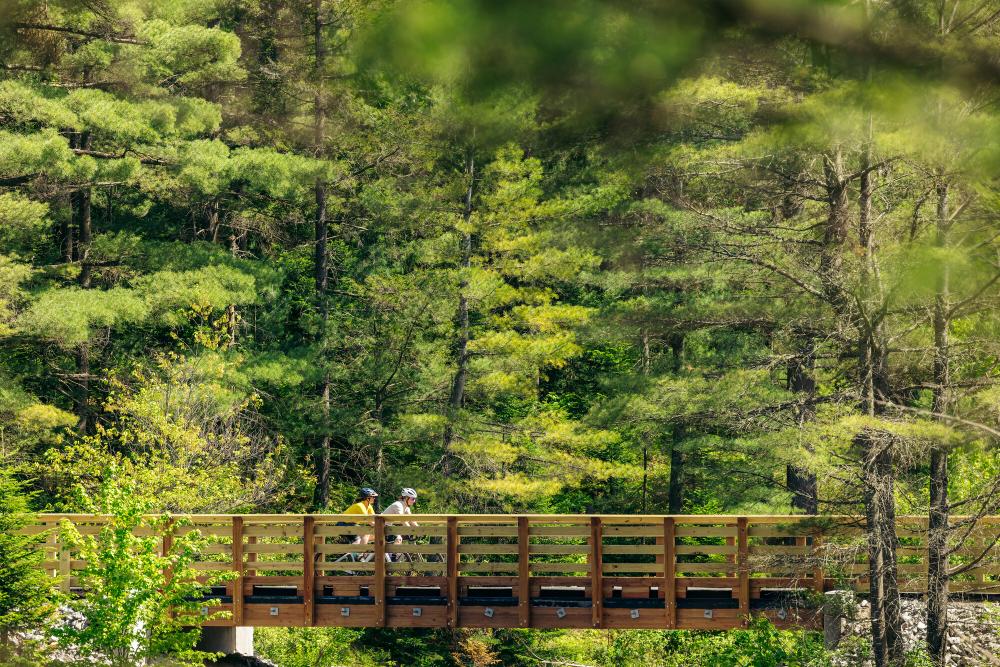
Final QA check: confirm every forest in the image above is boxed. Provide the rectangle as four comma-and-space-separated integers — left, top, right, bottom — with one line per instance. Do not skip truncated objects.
0, 1, 999, 666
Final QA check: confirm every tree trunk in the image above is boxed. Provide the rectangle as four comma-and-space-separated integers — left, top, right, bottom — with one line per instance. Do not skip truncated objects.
77, 133, 93, 288
819, 147, 850, 307
667, 430, 684, 514
62, 137, 76, 262
667, 332, 685, 513
640, 328, 651, 513
927, 180, 951, 667
786, 344, 818, 514
75, 343, 90, 433
857, 143, 903, 667
311, 0, 332, 510
863, 430, 903, 667
442, 151, 474, 475
207, 199, 221, 244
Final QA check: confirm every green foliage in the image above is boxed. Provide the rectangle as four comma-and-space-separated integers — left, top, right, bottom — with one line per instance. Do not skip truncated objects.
39, 353, 296, 512
254, 627, 375, 667
56, 473, 232, 667
0, 2, 999, 664
0, 470, 58, 651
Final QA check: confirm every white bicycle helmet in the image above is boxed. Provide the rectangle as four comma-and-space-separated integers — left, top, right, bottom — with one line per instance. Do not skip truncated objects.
400, 487, 417, 499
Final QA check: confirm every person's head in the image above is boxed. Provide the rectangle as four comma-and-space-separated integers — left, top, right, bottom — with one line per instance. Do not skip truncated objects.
358, 487, 379, 505
400, 487, 417, 507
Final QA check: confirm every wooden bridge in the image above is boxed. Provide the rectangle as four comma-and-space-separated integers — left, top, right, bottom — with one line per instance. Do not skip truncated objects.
30, 514, 1000, 631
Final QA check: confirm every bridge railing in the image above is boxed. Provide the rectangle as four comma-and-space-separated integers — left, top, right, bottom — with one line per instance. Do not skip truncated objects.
25, 514, 1000, 630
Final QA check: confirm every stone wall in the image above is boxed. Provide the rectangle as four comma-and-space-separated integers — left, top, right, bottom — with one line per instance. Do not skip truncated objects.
831, 597, 1000, 666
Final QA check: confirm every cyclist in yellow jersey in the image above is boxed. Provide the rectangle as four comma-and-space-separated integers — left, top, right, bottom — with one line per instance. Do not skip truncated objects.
344, 487, 378, 545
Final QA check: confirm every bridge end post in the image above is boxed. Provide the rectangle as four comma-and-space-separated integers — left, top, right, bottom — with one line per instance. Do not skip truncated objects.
737, 517, 749, 626
375, 515, 386, 628
447, 516, 459, 629
663, 517, 676, 629
303, 516, 315, 627
517, 516, 530, 627
232, 516, 244, 627
590, 517, 603, 629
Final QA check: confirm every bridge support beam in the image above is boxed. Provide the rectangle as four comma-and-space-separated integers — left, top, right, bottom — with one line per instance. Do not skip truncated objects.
197, 626, 254, 657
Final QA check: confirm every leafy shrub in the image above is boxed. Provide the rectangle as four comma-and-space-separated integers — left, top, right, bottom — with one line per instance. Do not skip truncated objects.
56, 473, 233, 666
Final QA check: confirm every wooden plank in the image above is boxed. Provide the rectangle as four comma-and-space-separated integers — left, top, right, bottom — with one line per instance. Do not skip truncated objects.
529, 544, 590, 555
247, 535, 256, 577
458, 562, 518, 573
386, 543, 445, 555
664, 517, 676, 629
303, 516, 315, 627
447, 516, 458, 629
201, 544, 234, 555
317, 562, 375, 572
518, 517, 530, 627
600, 563, 661, 574
380, 525, 447, 537
243, 525, 313, 538
603, 544, 664, 555
737, 517, 749, 626
244, 543, 307, 554
602, 526, 663, 537
232, 517, 244, 626
530, 525, 591, 536
314, 525, 375, 537
458, 544, 519, 555
675, 526, 738, 537
242, 561, 304, 572
374, 515, 386, 628
315, 544, 375, 555
386, 561, 447, 574
676, 545, 737, 555
528, 562, 590, 573
675, 562, 737, 573
590, 517, 603, 629
457, 526, 518, 537
749, 546, 812, 555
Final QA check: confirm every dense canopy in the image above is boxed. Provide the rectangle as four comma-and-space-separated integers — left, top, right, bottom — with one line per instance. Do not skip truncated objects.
1, 1, 999, 666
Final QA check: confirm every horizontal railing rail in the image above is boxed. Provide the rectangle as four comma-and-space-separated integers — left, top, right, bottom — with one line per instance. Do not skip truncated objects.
26, 514, 1000, 631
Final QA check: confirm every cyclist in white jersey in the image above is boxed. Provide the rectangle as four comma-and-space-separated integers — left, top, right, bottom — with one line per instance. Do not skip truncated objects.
382, 488, 419, 551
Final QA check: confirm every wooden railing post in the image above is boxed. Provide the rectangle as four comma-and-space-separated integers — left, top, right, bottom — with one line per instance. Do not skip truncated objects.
590, 517, 603, 628
162, 517, 175, 587
162, 517, 174, 557
812, 532, 824, 595
232, 516, 244, 626
58, 530, 71, 593
447, 516, 459, 628
517, 516, 530, 627
737, 517, 749, 625
247, 534, 257, 577
303, 516, 315, 626
663, 517, 676, 629
374, 515, 386, 628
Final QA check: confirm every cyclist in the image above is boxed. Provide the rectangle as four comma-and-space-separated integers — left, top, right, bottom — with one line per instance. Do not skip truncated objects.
344, 487, 378, 546
382, 488, 419, 551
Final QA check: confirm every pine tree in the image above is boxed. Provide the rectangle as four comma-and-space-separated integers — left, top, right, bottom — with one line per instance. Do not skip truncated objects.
0, 471, 57, 657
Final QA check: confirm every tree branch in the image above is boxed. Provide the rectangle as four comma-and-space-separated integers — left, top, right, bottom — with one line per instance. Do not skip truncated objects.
13, 22, 146, 45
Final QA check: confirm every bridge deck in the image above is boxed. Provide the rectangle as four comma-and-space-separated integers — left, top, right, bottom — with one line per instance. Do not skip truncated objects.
28, 514, 1000, 631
